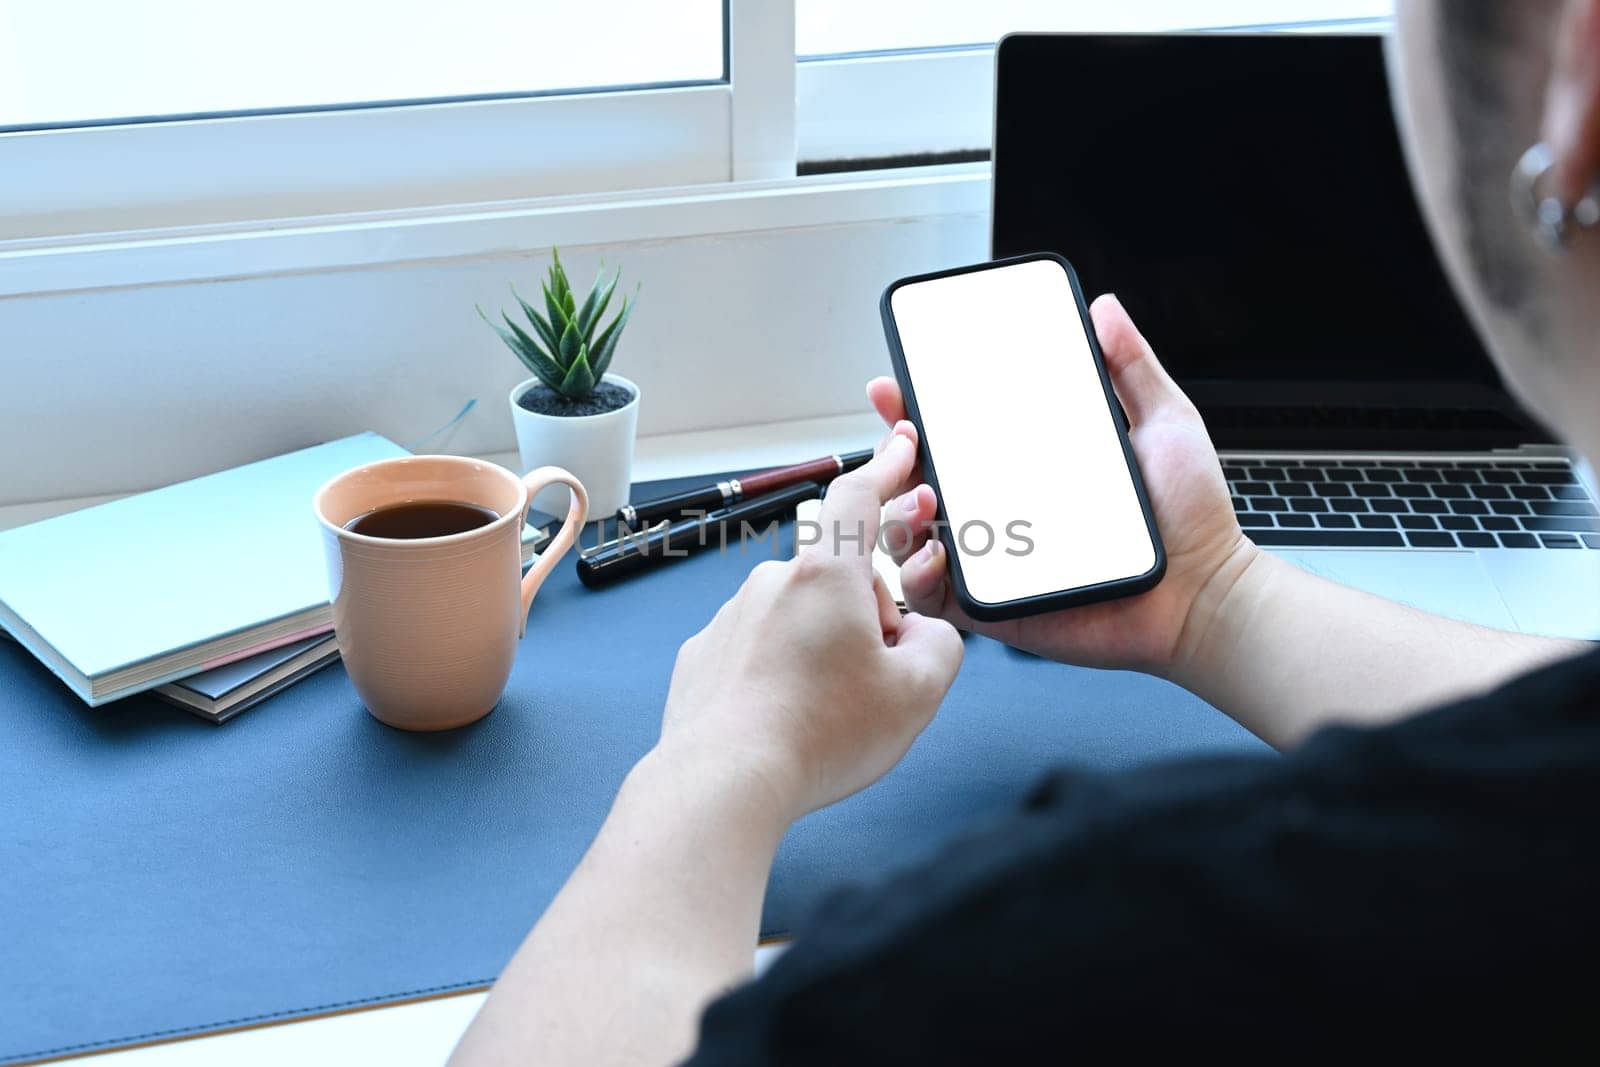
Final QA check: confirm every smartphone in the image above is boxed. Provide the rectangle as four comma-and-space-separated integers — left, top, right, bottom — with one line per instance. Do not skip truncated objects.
879, 253, 1164, 621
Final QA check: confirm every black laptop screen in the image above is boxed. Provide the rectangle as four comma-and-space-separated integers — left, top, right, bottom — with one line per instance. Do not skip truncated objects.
992, 33, 1539, 447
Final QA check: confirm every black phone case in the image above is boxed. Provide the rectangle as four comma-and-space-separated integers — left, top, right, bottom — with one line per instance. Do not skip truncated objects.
878, 252, 1166, 622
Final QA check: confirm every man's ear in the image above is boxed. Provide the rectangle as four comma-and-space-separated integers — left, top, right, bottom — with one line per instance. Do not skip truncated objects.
1544, 0, 1600, 205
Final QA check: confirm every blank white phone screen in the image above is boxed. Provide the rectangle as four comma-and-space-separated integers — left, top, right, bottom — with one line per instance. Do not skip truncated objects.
890, 259, 1156, 606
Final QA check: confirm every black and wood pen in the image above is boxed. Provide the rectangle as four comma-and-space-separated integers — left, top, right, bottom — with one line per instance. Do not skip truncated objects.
615, 448, 871, 527
579, 481, 821, 588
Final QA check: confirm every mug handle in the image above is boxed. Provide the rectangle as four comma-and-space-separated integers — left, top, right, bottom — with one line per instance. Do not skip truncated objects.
518, 466, 589, 636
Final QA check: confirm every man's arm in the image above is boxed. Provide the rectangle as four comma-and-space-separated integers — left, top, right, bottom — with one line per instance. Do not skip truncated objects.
868, 296, 1587, 751
1172, 545, 1587, 748
450, 426, 964, 1067
448, 745, 787, 1067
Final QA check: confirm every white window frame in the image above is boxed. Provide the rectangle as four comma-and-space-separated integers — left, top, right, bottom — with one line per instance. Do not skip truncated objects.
0, 1, 1394, 293
0, 1, 796, 242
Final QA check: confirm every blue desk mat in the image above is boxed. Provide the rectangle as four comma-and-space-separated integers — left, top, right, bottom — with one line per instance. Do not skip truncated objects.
0, 470, 1267, 1064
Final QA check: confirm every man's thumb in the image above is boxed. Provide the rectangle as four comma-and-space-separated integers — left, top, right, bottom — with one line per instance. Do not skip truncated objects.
1089, 293, 1188, 425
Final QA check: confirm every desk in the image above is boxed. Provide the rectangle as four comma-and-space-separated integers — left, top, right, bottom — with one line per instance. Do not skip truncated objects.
5, 417, 857, 1067
5, 412, 1263, 1066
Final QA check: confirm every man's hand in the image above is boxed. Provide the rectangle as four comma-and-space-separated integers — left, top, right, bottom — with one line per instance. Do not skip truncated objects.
868, 292, 1256, 677
659, 421, 965, 821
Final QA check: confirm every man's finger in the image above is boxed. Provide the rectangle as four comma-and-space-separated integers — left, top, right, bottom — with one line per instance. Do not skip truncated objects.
882, 484, 936, 565
871, 573, 902, 642
866, 377, 907, 428
1089, 294, 1190, 426
809, 423, 917, 578
867, 379, 925, 497
899, 537, 955, 621
872, 422, 899, 457
899, 537, 1025, 652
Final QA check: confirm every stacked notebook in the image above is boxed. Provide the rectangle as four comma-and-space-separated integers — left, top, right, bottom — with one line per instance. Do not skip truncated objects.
0, 434, 548, 720
154, 634, 341, 723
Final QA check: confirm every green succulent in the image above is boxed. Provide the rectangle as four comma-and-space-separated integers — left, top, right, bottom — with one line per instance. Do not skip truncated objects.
479, 247, 637, 400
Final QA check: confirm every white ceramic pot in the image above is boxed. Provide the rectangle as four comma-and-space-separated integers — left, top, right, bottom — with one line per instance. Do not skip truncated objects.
509, 373, 640, 517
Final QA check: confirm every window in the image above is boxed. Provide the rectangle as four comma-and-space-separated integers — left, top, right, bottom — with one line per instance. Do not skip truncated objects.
0, 1, 724, 130
795, 0, 1393, 167
0, 0, 739, 239
0, 0, 1394, 244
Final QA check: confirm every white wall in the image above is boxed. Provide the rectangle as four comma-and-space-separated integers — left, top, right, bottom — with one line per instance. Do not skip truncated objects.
0, 210, 986, 506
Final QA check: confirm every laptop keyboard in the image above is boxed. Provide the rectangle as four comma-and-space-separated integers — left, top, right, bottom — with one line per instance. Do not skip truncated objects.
1220, 456, 1600, 550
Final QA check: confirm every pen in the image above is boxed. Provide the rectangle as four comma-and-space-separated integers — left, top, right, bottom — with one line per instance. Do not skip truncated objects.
579, 481, 821, 589
615, 448, 871, 527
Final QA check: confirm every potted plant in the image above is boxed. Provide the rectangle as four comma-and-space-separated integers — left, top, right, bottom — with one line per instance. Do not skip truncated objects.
481, 249, 640, 517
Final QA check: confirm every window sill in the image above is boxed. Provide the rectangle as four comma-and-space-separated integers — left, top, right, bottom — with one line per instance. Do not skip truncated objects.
0, 411, 884, 531
0, 163, 990, 300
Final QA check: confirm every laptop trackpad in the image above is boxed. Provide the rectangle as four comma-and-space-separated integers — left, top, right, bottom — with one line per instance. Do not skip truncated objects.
1477, 550, 1600, 640
1271, 550, 1519, 632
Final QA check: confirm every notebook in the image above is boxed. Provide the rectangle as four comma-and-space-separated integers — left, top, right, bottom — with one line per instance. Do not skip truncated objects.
0, 433, 414, 705
154, 634, 341, 723
145, 518, 550, 724
0, 433, 558, 707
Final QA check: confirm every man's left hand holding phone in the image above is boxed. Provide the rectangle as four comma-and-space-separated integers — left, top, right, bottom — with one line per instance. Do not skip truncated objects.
868, 291, 1253, 679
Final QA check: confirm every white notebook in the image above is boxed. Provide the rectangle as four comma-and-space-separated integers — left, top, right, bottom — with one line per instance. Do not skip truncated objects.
0, 433, 409, 705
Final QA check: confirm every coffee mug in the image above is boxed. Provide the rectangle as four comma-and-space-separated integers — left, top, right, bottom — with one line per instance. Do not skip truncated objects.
313, 456, 588, 731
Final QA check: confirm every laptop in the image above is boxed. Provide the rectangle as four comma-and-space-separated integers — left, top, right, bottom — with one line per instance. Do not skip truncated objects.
992, 30, 1600, 641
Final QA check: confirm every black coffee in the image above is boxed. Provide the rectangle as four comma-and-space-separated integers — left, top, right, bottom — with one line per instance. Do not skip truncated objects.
345, 500, 499, 539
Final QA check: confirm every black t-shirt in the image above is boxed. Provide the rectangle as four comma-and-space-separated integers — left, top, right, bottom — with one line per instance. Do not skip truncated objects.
686, 648, 1600, 1060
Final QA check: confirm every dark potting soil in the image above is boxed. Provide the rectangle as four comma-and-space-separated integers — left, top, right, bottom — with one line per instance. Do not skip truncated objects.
516, 380, 634, 417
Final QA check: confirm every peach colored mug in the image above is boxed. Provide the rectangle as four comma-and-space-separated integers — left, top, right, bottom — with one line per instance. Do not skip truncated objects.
313, 456, 588, 731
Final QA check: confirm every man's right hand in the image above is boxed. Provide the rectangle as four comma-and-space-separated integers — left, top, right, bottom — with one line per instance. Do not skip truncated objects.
867, 292, 1259, 679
